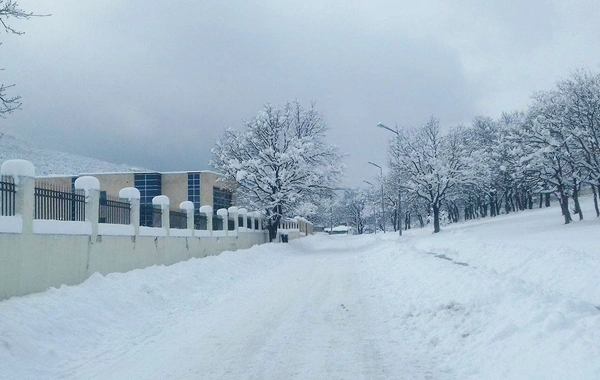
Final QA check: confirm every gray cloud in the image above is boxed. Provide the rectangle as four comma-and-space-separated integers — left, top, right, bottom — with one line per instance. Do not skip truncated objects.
2, 0, 600, 186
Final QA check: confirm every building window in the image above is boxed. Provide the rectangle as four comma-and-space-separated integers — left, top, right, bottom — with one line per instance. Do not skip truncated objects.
187, 173, 201, 209
213, 187, 232, 212
188, 173, 202, 229
134, 173, 162, 227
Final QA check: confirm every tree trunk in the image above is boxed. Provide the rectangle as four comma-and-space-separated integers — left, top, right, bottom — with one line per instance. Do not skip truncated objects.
267, 222, 278, 241
593, 184, 600, 217
572, 179, 583, 221
433, 203, 441, 233
539, 193, 543, 208
558, 190, 572, 225
417, 214, 424, 228
545, 193, 551, 207
504, 190, 511, 214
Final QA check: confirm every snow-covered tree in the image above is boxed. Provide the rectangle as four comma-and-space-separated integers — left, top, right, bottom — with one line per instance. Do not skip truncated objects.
211, 101, 345, 241
389, 116, 467, 233
339, 188, 368, 234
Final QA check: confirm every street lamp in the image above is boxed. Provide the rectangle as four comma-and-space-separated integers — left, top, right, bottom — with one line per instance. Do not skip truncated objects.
363, 180, 377, 234
377, 123, 402, 236
367, 161, 385, 233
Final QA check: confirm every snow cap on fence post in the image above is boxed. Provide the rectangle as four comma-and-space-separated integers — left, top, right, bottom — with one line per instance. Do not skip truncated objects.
217, 208, 228, 235
199, 205, 213, 234
180, 201, 195, 233
152, 195, 170, 235
228, 206, 239, 233
238, 208, 248, 229
75, 176, 100, 241
119, 187, 140, 237
1, 159, 35, 234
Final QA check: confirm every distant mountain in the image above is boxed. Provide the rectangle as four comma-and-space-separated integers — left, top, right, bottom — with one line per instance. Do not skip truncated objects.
0, 134, 149, 176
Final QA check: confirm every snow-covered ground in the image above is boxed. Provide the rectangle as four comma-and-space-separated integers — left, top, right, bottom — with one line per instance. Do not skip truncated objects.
1, 200, 599, 379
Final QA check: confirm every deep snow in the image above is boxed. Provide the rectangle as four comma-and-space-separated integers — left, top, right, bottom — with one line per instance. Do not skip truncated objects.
1, 200, 599, 379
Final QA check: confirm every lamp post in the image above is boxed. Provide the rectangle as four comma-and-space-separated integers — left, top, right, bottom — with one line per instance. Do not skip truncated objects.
377, 123, 402, 236
367, 161, 385, 233
363, 180, 377, 234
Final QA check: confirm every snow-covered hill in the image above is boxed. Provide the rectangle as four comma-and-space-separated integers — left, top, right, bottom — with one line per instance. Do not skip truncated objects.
0, 134, 148, 175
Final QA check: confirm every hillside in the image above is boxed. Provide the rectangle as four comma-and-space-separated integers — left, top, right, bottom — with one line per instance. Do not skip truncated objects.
0, 134, 148, 175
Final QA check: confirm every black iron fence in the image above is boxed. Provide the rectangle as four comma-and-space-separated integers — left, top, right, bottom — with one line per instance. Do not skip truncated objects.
0, 178, 16, 216
99, 194, 130, 224
213, 215, 223, 231
34, 183, 86, 221
169, 210, 188, 229
194, 213, 208, 230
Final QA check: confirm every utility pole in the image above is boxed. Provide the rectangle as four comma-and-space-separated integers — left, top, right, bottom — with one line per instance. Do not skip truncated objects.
368, 161, 385, 233
377, 123, 402, 236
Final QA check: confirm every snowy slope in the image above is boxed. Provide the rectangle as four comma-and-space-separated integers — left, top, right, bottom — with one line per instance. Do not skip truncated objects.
0, 134, 147, 175
0, 199, 599, 379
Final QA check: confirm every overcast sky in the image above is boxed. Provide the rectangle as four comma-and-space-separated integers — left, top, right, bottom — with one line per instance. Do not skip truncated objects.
2, 0, 600, 186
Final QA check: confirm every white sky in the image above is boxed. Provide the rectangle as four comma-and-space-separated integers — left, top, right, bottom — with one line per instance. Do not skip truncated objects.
2, 0, 600, 186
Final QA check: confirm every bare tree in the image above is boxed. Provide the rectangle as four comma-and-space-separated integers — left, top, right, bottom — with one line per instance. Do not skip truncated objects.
1, 0, 47, 116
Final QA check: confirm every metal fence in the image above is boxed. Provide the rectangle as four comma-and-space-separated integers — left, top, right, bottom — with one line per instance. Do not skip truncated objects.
213, 215, 223, 231
194, 213, 208, 230
99, 194, 130, 224
0, 178, 16, 216
169, 210, 188, 229
34, 183, 86, 221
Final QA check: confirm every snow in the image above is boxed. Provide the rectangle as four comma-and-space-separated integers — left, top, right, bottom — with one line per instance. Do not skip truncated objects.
151, 195, 169, 206
74, 176, 100, 197
179, 201, 194, 211
1, 200, 599, 379
0, 134, 148, 176
33, 220, 91, 235
238, 207, 248, 215
228, 206, 239, 214
97, 223, 134, 236
0, 215, 22, 233
199, 205, 213, 214
0, 159, 35, 184
118, 187, 140, 201
139, 226, 166, 237
216, 208, 228, 217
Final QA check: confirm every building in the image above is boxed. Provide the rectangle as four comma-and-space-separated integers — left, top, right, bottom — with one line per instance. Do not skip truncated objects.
36, 170, 235, 226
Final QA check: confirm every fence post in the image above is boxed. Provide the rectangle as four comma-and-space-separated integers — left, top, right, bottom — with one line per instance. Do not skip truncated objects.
152, 195, 170, 236
217, 208, 228, 236
1, 159, 35, 234
180, 201, 195, 236
119, 187, 140, 237
238, 207, 248, 230
228, 206, 238, 235
74, 176, 100, 241
199, 205, 213, 235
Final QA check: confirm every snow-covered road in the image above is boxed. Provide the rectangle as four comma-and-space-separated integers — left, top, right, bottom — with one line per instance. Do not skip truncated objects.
2, 204, 600, 379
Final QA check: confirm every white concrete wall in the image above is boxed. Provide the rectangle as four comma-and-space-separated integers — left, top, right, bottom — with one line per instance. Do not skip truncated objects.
0, 228, 268, 301
0, 159, 311, 301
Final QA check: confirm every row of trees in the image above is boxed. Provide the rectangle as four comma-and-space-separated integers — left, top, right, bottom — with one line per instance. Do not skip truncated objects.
341, 69, 600, 234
